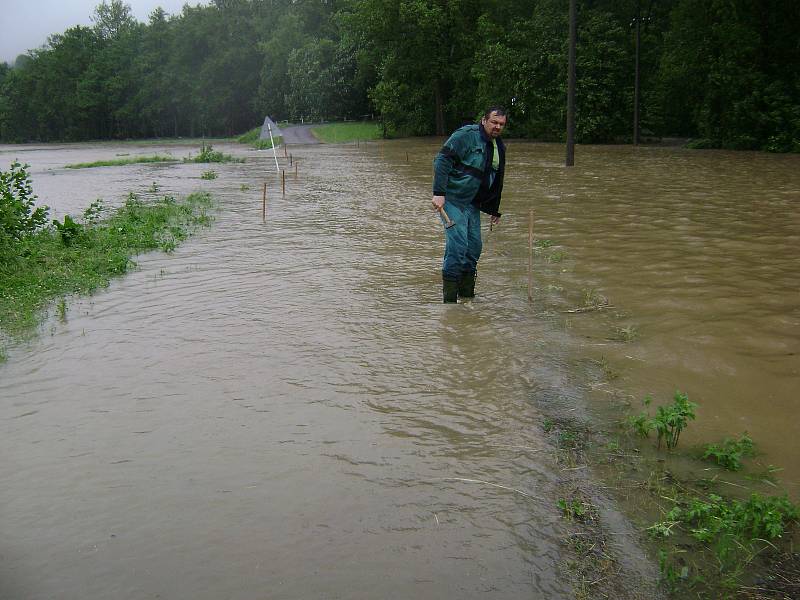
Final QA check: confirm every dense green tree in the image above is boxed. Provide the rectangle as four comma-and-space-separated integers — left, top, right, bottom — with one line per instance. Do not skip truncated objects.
0, 0, 796, 149
257, 11, 307, 121
657, 0, 800, 150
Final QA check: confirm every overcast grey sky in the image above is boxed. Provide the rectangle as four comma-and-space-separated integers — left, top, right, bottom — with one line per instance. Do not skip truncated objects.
1, 0, 207, 64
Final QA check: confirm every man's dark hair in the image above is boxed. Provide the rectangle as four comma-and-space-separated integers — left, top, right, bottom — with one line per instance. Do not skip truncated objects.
483, 106, 508, 120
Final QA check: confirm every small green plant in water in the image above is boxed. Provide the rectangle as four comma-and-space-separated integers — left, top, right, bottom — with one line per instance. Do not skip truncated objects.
582, 288, 608, 309
612, 324, 638, 342
201, 170, 217, 180
628, 391, 697, 449
56, 298, 67, 322
558, 497, 587, 521
702, 433, 755, 471
534, 238, 554, 249
548, 250, 566, 263
654, 391, 697, 449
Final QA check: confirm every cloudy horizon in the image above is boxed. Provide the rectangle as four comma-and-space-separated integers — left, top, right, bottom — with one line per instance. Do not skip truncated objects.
2, 0, 204, 64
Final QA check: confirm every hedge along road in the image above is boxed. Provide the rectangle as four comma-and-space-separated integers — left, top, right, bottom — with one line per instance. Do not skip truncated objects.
1, 136, 798, 598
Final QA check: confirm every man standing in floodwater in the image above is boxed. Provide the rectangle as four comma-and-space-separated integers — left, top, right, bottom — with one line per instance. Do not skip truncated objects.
432, 107, 507, 303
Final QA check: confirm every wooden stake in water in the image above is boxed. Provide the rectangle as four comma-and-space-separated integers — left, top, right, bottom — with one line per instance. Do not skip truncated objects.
289, 153, 293, 166
262, 182, 267, 220
528, 208, 534, 302
284, 144, 288, 159
281, 169, 286, 196
294, 162, 298, 179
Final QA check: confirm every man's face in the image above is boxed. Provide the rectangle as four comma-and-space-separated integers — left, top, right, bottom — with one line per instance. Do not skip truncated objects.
481, 112, 507, 138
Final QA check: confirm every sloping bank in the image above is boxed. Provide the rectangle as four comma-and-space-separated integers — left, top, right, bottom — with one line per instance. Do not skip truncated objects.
0, 160, 215, 358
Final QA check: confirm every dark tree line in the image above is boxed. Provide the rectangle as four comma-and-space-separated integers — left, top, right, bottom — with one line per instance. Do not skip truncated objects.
0, 0, 797, 151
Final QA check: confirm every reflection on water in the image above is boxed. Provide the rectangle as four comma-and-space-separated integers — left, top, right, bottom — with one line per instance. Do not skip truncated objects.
0, 138, 797, 598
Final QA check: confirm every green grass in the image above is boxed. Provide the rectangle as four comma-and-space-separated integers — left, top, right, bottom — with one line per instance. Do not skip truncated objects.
253, 137, 281, 150
310, 121, 382, 143
236, 126, 281, 149
65, 155, 176, 169
236, 127, 261, 144
0, 192, 215, 336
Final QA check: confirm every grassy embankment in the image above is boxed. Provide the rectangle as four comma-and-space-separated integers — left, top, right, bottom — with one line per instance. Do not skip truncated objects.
1, 161, 215, 358
309, 121, 382, 143
237, 121, 380, 147
236, 127, 281, 150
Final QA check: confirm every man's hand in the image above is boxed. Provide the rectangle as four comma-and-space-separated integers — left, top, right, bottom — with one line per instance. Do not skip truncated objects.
490, 214, 501, 225
432, 195, 445, 210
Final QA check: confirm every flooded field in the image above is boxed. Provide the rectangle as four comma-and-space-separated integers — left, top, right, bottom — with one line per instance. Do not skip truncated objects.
0, 137, 797, 598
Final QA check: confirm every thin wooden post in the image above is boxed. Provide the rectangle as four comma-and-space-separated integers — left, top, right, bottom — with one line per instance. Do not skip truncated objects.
289, 153, 293, 166
262, 182, 267, 220
294, 162, 298, 179
528, 208, 534, 302
284, 144, 288, 159
281, 170, 286, 196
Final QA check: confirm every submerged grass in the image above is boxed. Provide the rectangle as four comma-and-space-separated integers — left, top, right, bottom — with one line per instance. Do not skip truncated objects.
0, 192, 215, 338
65, 155, 176, 169
542, 406, 800, 599
310, 121, 382, 143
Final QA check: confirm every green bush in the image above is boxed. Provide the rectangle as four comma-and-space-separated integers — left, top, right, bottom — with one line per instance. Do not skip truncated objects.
1, 161, 48, 244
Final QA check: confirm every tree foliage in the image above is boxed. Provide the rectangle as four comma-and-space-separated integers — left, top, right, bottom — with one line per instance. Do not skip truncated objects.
0, 161, 48, 254
0, 0, 797, 150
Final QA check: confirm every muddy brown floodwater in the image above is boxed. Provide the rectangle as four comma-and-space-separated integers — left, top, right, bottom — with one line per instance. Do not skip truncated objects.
0, 138, 797, 599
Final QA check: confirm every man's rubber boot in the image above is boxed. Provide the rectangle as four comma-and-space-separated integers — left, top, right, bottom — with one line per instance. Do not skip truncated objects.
458, 271, 476, 299
443, 277, 459, 303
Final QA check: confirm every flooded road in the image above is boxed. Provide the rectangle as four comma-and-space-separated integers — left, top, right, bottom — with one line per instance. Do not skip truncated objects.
0, 137, 797, 598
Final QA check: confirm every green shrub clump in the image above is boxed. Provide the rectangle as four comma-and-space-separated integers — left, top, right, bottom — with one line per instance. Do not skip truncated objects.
702, 434, 756, 471
184, 143, 243, 163
1, 160, 48, 248
628, 390, 698, 449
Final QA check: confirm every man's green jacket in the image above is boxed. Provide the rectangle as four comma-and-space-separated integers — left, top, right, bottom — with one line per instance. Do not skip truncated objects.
432, 124, 506, 217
